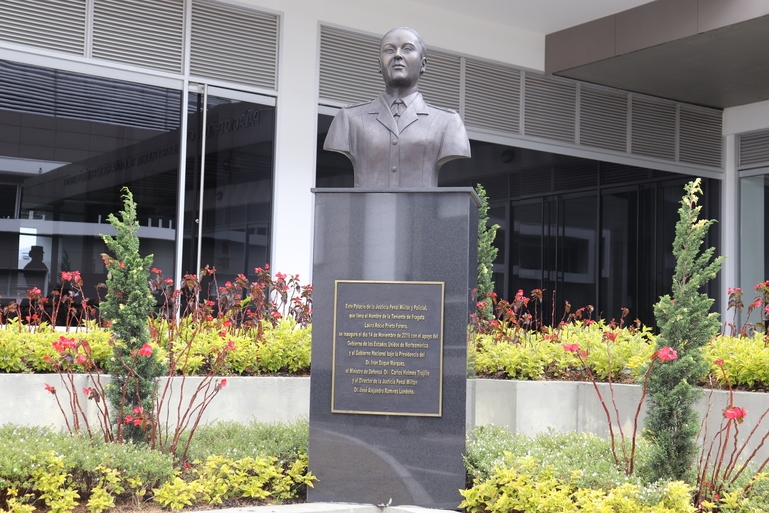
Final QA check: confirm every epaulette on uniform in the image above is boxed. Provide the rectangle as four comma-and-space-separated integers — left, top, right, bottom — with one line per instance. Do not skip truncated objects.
343, 99, 372, 109
425, 102, 458, 114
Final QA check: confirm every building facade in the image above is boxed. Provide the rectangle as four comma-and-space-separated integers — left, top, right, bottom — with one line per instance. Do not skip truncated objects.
0, 0, 766, 324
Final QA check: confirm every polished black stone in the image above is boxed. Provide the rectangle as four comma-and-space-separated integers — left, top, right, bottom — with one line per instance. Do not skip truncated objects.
309, 188, 478, 510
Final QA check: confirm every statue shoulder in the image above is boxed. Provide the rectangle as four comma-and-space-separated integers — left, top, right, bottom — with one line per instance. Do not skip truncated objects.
341, 99, 374, 110
425, 102, 459, 115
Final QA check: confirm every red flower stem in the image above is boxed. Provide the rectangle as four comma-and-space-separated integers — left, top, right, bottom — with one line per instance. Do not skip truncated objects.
605, 348, 629, 473
629, 359, 655, 475
579, 354, 620, 469
727, 406, 769, 487
50, 389, 74, 435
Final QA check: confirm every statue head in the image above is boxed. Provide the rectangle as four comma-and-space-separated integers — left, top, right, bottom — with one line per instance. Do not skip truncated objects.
379, 27, 427, 96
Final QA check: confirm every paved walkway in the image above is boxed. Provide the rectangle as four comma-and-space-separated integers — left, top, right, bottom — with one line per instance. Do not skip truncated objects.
196, 503, 456, 513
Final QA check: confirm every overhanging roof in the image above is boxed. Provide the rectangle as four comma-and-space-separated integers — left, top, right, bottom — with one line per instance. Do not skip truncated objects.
546, 1, 769, 109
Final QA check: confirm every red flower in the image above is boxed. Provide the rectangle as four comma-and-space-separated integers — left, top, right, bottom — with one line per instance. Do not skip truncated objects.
76, 354, 86, 365
124, 415, 133, 424
275, 272, 287, 280
562, 343, 581, 353
118, 261, 126, 269
82, 387, 94, 396
724, 407, 747, 423
133, 406, 143, 414
44, 383, 56, 394
604, 332, 618, 342
220, 379, 227, 388
53, 336, 76, 354
138, 344, 153, 357
271, 311, 282, 319
655, 347, 678, 361
264, 263, 270, 269
61, 271, 73, 281
206, 300, 215, 307
151, 268, 162, 274
43, 356, 51, 363
714, 359, 724, 367
164, 278, 173, 284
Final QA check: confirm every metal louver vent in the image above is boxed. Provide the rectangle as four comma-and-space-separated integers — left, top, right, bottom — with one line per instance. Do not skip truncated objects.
319, 27, 460, 110
0, 0, 86, 55
320, 27, 381, 105
739, 130, 769, 168
0, 60, 181, 131
600, 162, 647, 185
524, 74, 576, 143
93, 0, 184, 73
419, 51, 461, 111
679, 106, 721, 167
517, 167, 553, 196
475, 174, 509, 201
631, 97, 676, 160
464, 59, 520, 134
579, 87, 627, 152
554, 161, 598, 191
191, 0, 278, 90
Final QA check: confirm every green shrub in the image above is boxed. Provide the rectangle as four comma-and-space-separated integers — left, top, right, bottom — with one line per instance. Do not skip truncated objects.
461, 454, 695, 513
151, 317, 311, 376
179, 418, 309, 462
647, 179, 724, 482
466, 425, 656, 490
152, 454, 314, 511
0, 322, 112, 373
704, 335, 769, 388
475, 184, 499, 321
475, 322, 656, 381
100, 188, 166, 443
0, 421, 312, 512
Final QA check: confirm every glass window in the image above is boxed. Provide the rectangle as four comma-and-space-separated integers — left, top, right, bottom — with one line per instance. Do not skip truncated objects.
0, 59, 181, 299
181, 93, 275, 285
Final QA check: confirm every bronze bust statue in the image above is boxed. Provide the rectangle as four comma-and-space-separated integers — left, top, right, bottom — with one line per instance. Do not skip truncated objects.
323, 27, 471, 187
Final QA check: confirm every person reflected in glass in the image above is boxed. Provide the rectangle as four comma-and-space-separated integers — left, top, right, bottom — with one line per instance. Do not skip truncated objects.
23, 245, 48, 293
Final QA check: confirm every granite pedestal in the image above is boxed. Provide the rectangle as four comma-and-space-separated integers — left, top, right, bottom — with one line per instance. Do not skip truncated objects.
308, 188, 478, 510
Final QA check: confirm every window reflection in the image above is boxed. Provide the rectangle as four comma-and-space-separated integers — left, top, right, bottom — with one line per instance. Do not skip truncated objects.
0, 59, 181, 298
182, 93, 275, 285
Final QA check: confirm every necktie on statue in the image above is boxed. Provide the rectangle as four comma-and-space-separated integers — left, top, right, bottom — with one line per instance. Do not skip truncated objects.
391, 99, 405, 118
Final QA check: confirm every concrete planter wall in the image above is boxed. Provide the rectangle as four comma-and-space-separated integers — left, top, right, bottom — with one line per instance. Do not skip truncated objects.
7, 375, 769, 462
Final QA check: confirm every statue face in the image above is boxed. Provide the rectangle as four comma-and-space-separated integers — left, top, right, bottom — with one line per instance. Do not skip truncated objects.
379, 28, 426, 90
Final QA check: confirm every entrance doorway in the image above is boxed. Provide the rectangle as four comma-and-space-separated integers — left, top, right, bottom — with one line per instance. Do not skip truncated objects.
182, 86, 276, 285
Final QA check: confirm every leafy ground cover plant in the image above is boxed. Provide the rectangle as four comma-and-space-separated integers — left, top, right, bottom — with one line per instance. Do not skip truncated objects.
462, 426, 696, 512
0, 420, 311, 513
475, 319, 656, 381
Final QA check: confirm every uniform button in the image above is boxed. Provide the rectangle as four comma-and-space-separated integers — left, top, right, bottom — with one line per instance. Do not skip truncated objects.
391, 166, 397, 172
392, 139, 398, 145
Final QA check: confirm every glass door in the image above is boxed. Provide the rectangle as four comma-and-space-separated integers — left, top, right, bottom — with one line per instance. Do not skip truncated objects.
511, 193, 598, 325
182, 85, 276, 287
